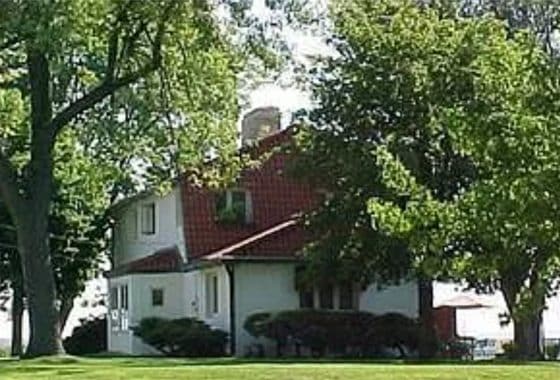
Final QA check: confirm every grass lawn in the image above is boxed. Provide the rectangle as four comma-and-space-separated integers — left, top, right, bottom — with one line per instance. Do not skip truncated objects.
0, 357, 558, 380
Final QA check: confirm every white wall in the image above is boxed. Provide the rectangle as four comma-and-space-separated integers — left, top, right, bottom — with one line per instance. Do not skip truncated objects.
184, 266, 231, 333
232, 262, 420, 356
129, 273, 187, 325
107, 272, 187, 355
113, 187, 186, 266
233, 262, 301, 356
360, 281, 419, 318
107, 276, 133, 354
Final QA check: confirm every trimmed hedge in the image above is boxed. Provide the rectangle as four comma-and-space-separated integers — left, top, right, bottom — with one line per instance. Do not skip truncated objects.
63, 315, 107, 355
244, 309, 437, 357
134, 317, 228, 357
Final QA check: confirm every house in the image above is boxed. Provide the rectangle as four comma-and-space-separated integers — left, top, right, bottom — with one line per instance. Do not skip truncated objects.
106, 107, 422, 356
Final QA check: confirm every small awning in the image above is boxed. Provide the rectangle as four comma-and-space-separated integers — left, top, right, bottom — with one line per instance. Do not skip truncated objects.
106, 246, 183, 278
436, 295, 493, 309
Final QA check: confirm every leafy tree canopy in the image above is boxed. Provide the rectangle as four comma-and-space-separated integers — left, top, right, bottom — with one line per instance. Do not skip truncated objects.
0, 0, 316, 356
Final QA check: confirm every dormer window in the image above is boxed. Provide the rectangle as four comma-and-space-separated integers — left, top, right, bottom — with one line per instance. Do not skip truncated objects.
215, 190, 252, 225
140, 202, 156, 235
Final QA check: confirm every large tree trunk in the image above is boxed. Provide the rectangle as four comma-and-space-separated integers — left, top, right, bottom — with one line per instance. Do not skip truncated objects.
10, 278, 24, 357
418, 277, 436, 358
59, 297, 74, 334
501, 280, 544, 360
15, 49, 63, 358
17, 213, 64, 357
514, 316, 542, 360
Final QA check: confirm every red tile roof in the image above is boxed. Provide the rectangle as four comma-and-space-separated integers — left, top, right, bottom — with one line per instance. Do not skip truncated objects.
202, 218, 299, 260
107, 246, 183, 277
182, 128, 321, 260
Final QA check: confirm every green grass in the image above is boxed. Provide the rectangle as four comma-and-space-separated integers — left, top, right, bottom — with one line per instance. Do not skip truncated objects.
0, 357, 558, 380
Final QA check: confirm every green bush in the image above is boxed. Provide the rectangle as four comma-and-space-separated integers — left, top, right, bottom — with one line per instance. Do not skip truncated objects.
244, 309, 435, 357
545, 343, 560, 360
134, 317, 228, 357
501, 342, 521, 360
63, 315, 107, 355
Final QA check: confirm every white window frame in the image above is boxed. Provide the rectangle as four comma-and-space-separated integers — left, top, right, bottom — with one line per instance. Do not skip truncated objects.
120, 285, 129, 331
299, 284, 358, 311
205, 273, 219, 317
151, 287, 165, 307
110, 284, 129, 332
216, 189, 253, 224
140, 202, 156, 236
110, 287, 120, 332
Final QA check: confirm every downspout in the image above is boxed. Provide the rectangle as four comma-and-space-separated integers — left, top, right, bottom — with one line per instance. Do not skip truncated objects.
225, 263, 236, 356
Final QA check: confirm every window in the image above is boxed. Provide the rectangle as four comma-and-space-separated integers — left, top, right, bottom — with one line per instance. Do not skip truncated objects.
338, 283, 355, 310
141, 203, 156, 235
110, 287, 119, 310
152, 288, 164, 307
120, 285, 129, 330
110, 285, 129, 331
299, 288, 314, 309
127, 208, 138, 240
215, 190, 252, 224
319, 285, 334, 310
205, 273, 219, 316
298, 284, 357, 311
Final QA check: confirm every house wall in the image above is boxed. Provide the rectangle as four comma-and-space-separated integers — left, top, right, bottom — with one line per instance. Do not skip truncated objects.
360, 281, 419, 318
107, 275, 133, 354
129, 273, 187, 325
184, 266, 231, 334
232, 262, 420, 356
233, 262, 300, 356
107, 272, 187, 355
113, 187, 186, 266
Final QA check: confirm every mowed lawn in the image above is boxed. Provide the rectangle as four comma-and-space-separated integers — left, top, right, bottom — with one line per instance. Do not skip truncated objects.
0, 357, 558, 380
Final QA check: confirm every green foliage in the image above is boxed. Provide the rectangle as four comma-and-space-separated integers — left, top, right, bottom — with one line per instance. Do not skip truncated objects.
1, 0, 317, 355
63, 316, 107, 356
544, 342, 560, 361
134, 317, 228, 357
244, 310, 436, 358
292, 0, 559, 359
289, 0, 475, 286
359, 0, 560, 321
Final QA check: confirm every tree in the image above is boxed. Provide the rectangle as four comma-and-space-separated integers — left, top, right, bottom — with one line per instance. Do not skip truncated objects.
459, 0, 560, 56
362, 1, 560, 359
0, 0, 311, 357
289, 0, 474, 358
0, 203, 23, 356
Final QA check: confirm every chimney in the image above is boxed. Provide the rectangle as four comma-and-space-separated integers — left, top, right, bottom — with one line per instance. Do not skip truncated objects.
241, 107, 281, 146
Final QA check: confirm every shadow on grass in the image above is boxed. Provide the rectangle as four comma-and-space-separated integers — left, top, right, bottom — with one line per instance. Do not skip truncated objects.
73, 356, 559, 368
1, 355, 558, 372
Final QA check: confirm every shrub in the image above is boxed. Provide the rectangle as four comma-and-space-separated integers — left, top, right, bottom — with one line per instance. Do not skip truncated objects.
244, 309, 435, 357
134, 317, 228, 357
63, 315, 107, 355
545, 343, 560, 361
501, 342, 521, 360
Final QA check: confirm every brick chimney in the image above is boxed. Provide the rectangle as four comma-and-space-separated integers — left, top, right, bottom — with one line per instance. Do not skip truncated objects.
241, 107, 281, 146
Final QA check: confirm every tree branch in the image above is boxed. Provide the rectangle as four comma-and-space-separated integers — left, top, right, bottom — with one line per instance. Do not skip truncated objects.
0, 151, 22, 216
49, 1, 177, 136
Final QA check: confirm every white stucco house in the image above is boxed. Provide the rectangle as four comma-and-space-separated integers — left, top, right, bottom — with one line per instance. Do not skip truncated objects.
106, 108, 422, 356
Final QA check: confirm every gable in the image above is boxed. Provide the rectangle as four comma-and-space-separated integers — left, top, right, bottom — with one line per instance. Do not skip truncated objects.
181, 128, 321, 259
